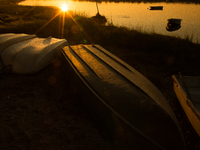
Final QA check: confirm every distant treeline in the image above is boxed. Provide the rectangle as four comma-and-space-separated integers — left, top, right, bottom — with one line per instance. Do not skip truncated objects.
73, 0, 200, 3
9, 0, 200, 4
2, 0, 25, 4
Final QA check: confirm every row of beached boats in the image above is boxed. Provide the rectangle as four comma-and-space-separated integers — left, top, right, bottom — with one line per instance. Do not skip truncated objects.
0, 33, 199, 149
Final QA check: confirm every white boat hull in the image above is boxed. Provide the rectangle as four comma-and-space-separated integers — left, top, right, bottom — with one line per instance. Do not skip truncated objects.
0, 33, 36, 53
0, 33, 68, 74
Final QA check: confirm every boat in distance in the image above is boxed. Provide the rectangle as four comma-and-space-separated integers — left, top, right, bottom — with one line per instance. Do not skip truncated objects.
61, 44, 186, 149
172, 75, 200, 137
166, 18, 182, 32
148, 6, 163, 10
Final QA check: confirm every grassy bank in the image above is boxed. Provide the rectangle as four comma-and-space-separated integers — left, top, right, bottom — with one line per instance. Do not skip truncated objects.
1, 4, 199, 78
1, 3, 200, 150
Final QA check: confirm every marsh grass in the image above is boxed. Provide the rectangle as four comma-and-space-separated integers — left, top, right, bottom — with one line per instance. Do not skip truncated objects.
0, 4, 198, 45
184, 33, 194, 43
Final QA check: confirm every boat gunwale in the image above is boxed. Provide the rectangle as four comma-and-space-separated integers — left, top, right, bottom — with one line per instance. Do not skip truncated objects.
172, 75, 200, 120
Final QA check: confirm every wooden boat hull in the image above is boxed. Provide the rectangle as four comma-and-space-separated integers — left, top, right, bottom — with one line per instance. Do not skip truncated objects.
172, 75, 200, 137
61, 44, 186, 149
1, 34, 68, 74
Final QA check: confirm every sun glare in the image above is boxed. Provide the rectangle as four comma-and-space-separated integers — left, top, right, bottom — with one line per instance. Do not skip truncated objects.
61, 3, 68, 12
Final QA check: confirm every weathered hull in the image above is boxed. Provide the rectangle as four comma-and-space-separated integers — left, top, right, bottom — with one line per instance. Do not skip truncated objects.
61, 44, 186, 149
0, 33, 68, 74
172, 75, 200, 137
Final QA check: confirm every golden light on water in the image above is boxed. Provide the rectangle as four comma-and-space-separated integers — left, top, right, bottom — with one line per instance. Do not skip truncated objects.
35, 3, 69, 37
61, 3, 68, 12
19, 1, 91, 41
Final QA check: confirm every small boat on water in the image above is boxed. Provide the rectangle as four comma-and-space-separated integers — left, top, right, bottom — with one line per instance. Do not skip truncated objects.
172, 75, 200, 137
0, 33, 68, 74
148, 6, 163, 10
166, 18, 182, 32
61, 44, 186, 149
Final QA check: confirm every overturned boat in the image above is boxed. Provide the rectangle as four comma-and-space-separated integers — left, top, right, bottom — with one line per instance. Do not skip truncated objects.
172, 75, 200, 137
61, 44, 186, 149
0, 33, 68, 74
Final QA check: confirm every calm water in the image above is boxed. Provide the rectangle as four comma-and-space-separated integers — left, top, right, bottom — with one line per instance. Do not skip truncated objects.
18, 1, 200, 44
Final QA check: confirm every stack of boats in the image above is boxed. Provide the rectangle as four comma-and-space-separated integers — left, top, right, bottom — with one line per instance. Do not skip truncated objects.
0, 33, 68, 74
0, 33, 190, 149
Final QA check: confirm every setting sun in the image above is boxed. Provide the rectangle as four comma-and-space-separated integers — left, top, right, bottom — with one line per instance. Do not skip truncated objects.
61, 3, 68, 12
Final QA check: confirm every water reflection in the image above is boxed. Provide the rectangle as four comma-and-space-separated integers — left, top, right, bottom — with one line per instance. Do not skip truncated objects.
18, 1, 200, 44
61, 3, 68, 12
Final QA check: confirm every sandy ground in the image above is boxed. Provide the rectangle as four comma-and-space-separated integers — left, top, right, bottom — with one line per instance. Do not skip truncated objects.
0, 51, 200, 150
0, 60, 129, 150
